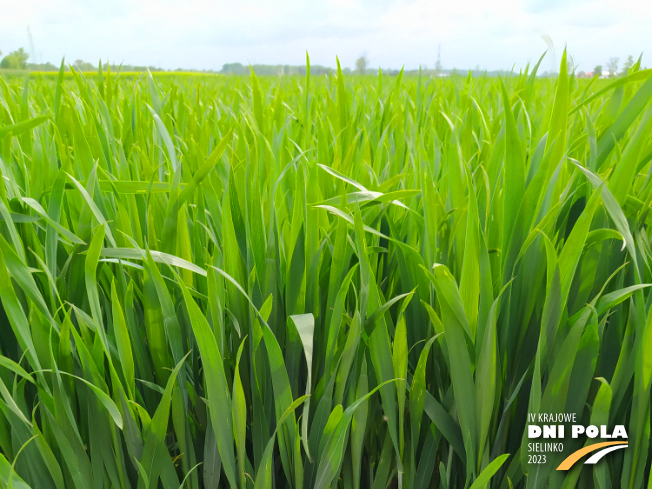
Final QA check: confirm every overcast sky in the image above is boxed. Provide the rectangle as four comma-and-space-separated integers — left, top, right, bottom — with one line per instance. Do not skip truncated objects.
2, 0, 651, 72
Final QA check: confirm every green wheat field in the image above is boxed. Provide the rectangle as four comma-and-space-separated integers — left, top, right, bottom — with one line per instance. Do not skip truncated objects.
0, 51, 651, 488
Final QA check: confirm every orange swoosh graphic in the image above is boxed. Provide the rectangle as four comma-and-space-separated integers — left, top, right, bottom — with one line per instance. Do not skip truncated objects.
556, 442, 628, 470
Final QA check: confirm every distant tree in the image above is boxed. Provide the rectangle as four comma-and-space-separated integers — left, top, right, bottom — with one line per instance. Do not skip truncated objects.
12, 48, 29, 68
73, 59, 96, 71
621, 55, 634, 75
593, 65, 603, 77
606, 57, 618, 78
221, 63, 246, 75
577, 70, 586, 78
1, 48, 29, 69
355, 55, 368, 75
1, 55, 21, 69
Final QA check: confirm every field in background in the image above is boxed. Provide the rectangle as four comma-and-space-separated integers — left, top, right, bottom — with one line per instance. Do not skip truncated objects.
1, 70, 222, 79
0, 53, 651, 488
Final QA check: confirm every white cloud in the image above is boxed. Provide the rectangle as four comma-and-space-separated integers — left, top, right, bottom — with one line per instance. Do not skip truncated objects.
1, 0, 651, 71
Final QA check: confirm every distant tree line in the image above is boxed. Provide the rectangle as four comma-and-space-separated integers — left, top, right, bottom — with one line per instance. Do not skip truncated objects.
2, 47, 642, 79
0, 50, 175, 73
220, 63, 334, 75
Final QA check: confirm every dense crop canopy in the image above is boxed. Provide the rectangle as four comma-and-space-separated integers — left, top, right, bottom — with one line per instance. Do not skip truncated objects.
0, 52, 651, 488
